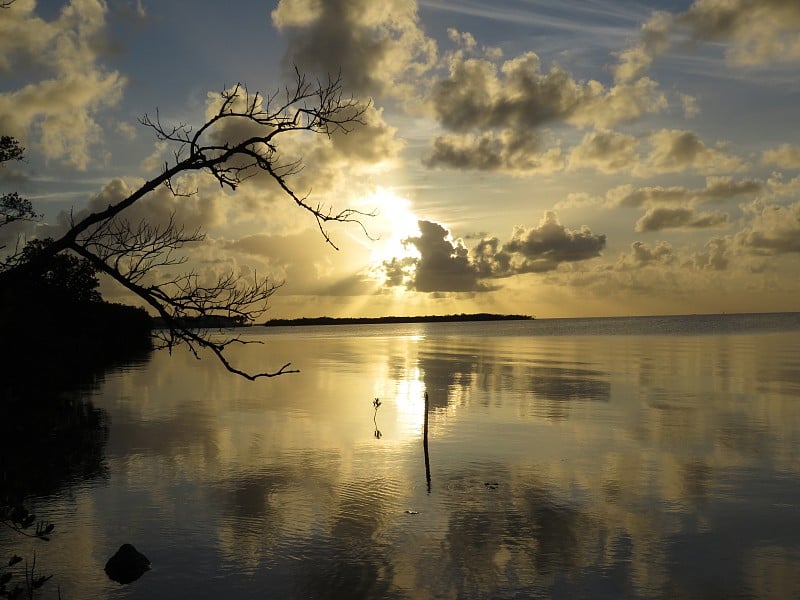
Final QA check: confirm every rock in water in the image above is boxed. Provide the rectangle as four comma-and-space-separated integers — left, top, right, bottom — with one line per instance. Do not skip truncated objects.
104, 543, 151, 584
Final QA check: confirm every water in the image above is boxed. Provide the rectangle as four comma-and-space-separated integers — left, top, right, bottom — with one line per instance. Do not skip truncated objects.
3, 313, 800, 598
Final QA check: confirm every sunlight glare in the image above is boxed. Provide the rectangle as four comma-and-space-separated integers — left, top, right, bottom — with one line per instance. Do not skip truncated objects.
393, 366, 427, 437
362, 187, 421, 271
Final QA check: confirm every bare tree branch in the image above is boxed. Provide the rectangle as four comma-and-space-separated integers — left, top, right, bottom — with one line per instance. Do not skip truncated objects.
0, 70, 372, 379
0, 137, 39, 250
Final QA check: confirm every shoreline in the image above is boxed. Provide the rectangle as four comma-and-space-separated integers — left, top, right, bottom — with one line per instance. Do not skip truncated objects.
263, 313, 533, 327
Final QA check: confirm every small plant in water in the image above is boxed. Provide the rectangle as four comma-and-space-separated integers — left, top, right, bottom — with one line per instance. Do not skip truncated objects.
372, 398, 382, 438
0, 505, 57, 599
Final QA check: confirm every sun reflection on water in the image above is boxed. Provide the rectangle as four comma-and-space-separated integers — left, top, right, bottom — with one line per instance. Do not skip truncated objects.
392, 366, 427, 438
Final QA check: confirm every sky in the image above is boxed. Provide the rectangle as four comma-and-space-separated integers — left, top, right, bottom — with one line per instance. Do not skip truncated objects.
1, 0, 800, 319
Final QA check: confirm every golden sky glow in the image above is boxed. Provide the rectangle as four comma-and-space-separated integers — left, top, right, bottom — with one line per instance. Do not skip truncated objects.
2, 0, 800, 318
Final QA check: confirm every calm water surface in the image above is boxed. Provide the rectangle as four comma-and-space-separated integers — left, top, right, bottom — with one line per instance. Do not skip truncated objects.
4, 313, 800, 598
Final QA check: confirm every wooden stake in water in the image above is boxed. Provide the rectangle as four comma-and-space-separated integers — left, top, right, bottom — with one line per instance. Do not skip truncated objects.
423, 391, 431, 492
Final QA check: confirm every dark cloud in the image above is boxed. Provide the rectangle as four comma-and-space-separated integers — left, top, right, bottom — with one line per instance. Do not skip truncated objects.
382, 213, 606, 292
431, 54, 586, 132
635, 207, 730, 232
741, 232, 800, 254
381, 256, 414, 287
397, 220, 488, 292
430, 52, 665, 137
502, 211, 607, 272
271, 0, 436, 97
423, 129, 563, 174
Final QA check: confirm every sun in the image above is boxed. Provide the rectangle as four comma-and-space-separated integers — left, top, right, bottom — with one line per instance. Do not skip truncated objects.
359, 187, 422, 270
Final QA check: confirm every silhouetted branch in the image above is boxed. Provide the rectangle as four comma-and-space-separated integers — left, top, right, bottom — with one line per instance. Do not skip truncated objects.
0, 137, 39, 251
0, 69, 372, 379
69, 220, 296, 379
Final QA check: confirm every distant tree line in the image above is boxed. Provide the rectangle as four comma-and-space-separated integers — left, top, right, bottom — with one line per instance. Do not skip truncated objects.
264, 313, 533, 327
0, 232, 153, 373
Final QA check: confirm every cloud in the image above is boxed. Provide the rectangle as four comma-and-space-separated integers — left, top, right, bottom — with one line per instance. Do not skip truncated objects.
426, 123, 744, 177
639, 129, 744, 175
693, 237, 730, 270
423, 129, 564, 174
678, 94, 700, 119
430, 51, 667, 135
500, 211, 607, 271
568, 129, 744, 178
567, 129, 638, 173
762, 144, 800, 169
115, 121, 138, 141
677, 0, 800, 66
85, 175, 227, 233
616, 241, 676, 269
392, 220, 488, 292
609, 176, 764, 208
635, 207, 730, 232
735, 200, 800, 255
612, 11, 673, 83
381, 212, 606, 292
612, 0, 800, 82
220, 230, 376, 296
423, 44, 670, 175
0, 0, 126, 169
271, 0, 437, 98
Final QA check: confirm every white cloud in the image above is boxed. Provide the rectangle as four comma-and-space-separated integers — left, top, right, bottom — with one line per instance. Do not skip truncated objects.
568, 129, 639, 173
612, 11, 673, 84
762, 144, 800, 169
0, 0, 126, 169
638, 129, 744, 176
735, 200, 800, 255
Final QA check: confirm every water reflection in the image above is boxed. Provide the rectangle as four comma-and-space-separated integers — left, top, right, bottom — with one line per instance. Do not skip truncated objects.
0, 346, 151, 596
0, 344, 151, 503
5, 320, 800, 598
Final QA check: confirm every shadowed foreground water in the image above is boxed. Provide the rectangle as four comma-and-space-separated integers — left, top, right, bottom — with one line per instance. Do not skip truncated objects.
3, 314, 800, 598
